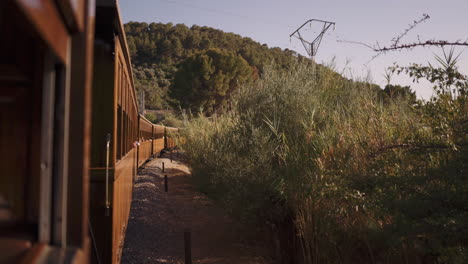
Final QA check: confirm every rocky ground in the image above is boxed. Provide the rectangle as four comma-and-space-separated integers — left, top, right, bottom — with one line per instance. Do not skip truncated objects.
121, 152, 273, 264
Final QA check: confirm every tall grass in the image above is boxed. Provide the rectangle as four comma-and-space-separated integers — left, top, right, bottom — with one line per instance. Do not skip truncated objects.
180, 61, 467, 263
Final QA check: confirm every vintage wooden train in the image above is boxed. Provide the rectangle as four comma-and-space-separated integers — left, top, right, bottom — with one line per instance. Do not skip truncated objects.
0, 0, 176, 263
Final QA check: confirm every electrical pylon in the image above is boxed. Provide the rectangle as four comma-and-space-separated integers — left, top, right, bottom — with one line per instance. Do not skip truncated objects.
290, 19, 335, 60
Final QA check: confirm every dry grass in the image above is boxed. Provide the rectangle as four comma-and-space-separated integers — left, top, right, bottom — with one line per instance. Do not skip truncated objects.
179, 60, 467, 263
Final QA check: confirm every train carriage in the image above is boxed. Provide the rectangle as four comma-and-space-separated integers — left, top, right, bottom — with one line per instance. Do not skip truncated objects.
88, 4, 179, 261
0, 0, 95, 262
138, 116, 154, 167
88, 1, 140, 263
1, 1, 179, 263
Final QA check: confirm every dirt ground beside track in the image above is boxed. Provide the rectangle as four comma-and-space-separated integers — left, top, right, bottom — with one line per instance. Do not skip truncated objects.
121, 152, 273, 264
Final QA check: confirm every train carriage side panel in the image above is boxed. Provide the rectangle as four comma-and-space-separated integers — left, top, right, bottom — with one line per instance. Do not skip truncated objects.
164, 126, 179, 149
112, 32, 138, 264
89, 4, 117, 264
137, 116, 153, 167
153, 125, 165, 154
66, 0, 96, 258
1, 0, 94, 262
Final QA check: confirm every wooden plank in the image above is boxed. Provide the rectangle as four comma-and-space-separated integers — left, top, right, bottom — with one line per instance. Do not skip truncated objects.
66, 0, 95, 249
139, 116, 153, 140
113, 149, 136, 263
89, 180, 113, 263
153, 125, 165, 137
15, 0, 70, 64
89, 147, 134, 262
153, 138, 165, 154
138, 141, 152, 167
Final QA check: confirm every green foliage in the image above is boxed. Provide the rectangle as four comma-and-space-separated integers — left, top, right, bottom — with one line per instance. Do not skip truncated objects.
144, 112, 157, 123
171, 49, 253, 113
390, 48, 467, 97
181, 58, 467, 263
124, 22, 308, 110
379, 84, 417, 104
158, 111, 183, 128
134, 66, 173, 110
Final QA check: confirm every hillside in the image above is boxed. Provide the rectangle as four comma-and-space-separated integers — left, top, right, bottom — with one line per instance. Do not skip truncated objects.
124, 22, 307, 110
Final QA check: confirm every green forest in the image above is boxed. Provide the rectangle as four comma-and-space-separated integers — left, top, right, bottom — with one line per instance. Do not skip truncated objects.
124, 22, 305, 111
125, 22, 414, 116
125, 22, 467, 263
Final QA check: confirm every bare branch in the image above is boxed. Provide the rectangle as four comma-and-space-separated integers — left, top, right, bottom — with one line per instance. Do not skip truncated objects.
339, 39, 468, 53
337, 14, 468, 60
376, 40, 468, 53
391, 14, 430, 47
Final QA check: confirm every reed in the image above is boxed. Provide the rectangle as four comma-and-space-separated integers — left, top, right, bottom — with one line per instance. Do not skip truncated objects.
180, 59, 467, 263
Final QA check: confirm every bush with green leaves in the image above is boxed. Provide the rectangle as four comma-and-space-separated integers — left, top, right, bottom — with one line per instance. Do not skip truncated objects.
144, 112, 157, 123
171, 48, 253, 113
158, 111, 183, 128
180, 55, 467, 263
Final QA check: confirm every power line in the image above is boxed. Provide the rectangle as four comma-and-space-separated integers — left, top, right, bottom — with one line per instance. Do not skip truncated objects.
153, 0, 295, 30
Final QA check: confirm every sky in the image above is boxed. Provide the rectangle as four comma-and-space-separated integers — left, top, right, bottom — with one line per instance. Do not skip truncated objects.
119, 0, 468, 99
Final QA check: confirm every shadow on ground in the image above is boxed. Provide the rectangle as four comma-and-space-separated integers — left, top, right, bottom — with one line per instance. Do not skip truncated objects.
122, 152, 272, 264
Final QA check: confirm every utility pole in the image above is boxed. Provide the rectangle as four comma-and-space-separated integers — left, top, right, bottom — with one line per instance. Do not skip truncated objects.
290, 19, 335, 60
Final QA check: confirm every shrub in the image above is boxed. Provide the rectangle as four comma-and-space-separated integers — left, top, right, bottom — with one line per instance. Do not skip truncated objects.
144, 112, 157, 123
181, 59, 467, 263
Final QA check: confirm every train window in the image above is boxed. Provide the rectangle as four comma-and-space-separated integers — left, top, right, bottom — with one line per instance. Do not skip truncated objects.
129, 88, 132, 147
127, 80, 131, 152
117, 105, 122, 160
118, 61, 125, 158
123, 77, 126, 155
129, 101, 132, 148
117, 62, 122, 160
0, 3, 45, 248
49, 63, 71, 245
122, 71, 125, 155
131, 103, 134, 145
123, 81, 127, 156
127, 80, 130, 153
126, 79, 130, 152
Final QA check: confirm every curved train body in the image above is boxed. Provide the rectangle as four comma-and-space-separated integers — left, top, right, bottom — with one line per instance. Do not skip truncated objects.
0, 0, 177, 263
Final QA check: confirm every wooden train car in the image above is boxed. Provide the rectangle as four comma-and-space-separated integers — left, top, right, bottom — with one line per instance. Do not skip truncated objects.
1, 1, 179, 263
0, 0, 95, 262
153, 125, 166, 152
138, 116, 154, 167
138, 121, 178, 166
88, 1, 138, 263
88, 1, 178, 263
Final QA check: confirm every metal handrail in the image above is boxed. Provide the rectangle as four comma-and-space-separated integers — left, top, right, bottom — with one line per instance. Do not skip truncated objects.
105, 133, 111, 216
